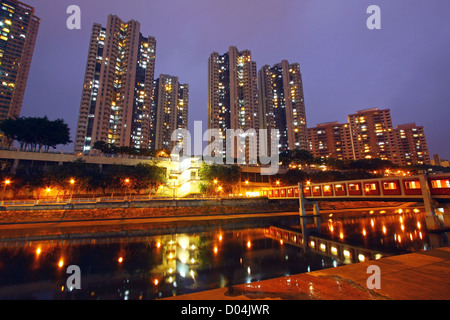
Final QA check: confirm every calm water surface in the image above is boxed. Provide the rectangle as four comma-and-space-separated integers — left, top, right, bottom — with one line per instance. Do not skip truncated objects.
0, 206, 447, 300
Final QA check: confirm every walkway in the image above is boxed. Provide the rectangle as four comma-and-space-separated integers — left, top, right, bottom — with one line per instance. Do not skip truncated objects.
165, 246, 450, 300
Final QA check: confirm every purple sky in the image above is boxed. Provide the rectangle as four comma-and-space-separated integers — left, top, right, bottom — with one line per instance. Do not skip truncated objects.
21, 0, 450, 159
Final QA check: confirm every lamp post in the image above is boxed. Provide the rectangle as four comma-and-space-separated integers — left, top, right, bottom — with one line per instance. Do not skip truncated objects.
2, 179, 11, 204
124, 178, 130, 200
69, 179, 75, 202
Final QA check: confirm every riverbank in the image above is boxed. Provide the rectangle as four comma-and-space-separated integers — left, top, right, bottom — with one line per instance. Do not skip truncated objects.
164, 246, 450, 300
0, 199, 416, 225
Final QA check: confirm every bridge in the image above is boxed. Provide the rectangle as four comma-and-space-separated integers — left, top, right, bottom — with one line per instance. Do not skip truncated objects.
264, 226, 384, 264
262, 173, 450, 232
263, 173, 450, 201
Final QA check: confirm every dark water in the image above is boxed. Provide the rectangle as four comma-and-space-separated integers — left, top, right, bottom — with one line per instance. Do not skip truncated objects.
0, 206, 447, 300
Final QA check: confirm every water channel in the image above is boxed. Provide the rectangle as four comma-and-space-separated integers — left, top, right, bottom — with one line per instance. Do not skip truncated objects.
0, 206, 447, 300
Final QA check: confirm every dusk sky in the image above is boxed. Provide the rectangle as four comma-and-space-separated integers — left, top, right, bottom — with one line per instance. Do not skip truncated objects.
21, 0, 450, 158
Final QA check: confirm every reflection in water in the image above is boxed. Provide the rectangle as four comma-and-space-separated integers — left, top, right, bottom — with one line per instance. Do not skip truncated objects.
0, 228, 335, 300
0, 206, 447, 300
318, 208, 447, 254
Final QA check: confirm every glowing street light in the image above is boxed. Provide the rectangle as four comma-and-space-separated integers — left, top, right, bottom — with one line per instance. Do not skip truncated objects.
2, 179, 11, 203
69, 179, 75, 202
124, 178, 131, 199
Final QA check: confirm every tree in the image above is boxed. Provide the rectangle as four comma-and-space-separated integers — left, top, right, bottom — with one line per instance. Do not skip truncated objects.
198, 163, 241, 195
0, 116, 72, 151
279, 149, 315, 166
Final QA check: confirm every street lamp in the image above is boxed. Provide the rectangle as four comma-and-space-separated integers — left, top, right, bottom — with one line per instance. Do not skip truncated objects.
124, 178, 130, 199
46, 187, 51, 199
69, 179, 75, 202
2, 179, 11, 203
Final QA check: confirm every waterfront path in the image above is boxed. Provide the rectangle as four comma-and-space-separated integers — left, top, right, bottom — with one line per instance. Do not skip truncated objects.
165, 246, 450, 300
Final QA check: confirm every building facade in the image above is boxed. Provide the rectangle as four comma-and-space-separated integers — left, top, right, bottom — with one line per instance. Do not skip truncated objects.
208, 46, 259, 161
152, 74, 189, 152
307, 108, 431, 166
74, 15, 157, 154
347, 108, 399, 163
395, 123, 431, 166
0, 0, 39, 145
259, 60, 307, 154
307, 122, 353, 161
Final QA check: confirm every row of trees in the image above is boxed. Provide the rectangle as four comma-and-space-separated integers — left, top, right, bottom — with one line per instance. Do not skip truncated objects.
279, 149, 395, 171
1, 159, 166, 199
93, 141, 170, 158
0, 116, 72, 151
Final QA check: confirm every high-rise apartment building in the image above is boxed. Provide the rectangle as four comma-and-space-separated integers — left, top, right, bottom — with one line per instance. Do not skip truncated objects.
208, 46, 259, 160
395, 123, 431, 166
307, 122, 353, 160
0, 0, 39, 145
152, 74, 189, 151
75, 15, 156, 154
307, 108, 431, 166
259, 60, 307, 153
347, 108, 399, 163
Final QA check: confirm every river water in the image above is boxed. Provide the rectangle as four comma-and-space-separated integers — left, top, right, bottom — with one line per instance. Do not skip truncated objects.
0, 206, 447, 300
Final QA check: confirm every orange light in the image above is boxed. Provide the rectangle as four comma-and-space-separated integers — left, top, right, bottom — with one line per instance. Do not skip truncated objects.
280, 239, 283, 245
153, 279, 159, 286
118, 256, 123, 263
218, 234, 223, 242
213, 246, 218, 254
36, 247, 41, 255
58, 259, 64, 268
247, 241, 251, 248
156, 241, 161, 248
4, 180, 11, 185
69, 179, 75, 185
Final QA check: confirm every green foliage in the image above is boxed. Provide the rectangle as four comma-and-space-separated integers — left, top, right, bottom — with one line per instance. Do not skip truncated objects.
198, 163, 241, 194
4, 159, 167, 198
279, 149, 315, 166
0, 116, 72, 151
92, 141, 169, 158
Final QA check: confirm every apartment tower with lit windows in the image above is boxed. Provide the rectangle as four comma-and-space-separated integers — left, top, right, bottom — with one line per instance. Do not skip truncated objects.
152, 74, 189, 152
307, 121, 353, 160
347, 108, 399, 163
306, 108, 431, 166
207, 46, 259, 161
258, 60, 307, 154
395, 123, 431, 166
0, 0, 39, 146
74, 15, 156, 154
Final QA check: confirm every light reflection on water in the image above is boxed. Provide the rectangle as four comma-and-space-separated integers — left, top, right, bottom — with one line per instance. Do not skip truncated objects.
0, 206, 447, 300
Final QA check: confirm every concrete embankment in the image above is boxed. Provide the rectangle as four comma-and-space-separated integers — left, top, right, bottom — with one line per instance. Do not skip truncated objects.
0, 198, 413, 225
0, 198, 299, 224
